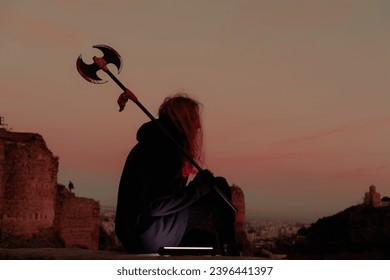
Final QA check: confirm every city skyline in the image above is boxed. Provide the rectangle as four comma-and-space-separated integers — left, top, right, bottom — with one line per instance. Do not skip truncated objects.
1, 0, 390, 221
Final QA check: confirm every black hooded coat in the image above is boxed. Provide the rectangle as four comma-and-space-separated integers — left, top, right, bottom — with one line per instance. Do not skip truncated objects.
115, 117, 212, 253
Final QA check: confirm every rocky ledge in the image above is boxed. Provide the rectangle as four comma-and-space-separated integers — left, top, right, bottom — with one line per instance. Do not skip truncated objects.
0, 248, 264, 260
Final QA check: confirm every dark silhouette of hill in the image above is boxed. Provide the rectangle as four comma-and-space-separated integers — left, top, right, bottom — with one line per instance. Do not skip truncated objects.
289, 205, 390, 259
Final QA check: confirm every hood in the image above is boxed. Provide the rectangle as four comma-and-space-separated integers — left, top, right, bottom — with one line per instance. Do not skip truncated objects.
136, 117, 184, 145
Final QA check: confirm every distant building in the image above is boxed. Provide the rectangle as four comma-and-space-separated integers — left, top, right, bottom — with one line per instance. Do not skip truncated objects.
381, 196, 390, 207
0, 116, 8, 131
364, 185, 382, 207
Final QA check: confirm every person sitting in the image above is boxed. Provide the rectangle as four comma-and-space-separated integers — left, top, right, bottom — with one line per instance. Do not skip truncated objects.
115, 93, 239, 255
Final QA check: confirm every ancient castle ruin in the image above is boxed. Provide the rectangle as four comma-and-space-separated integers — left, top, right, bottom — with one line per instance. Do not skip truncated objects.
364, 185, 390, 208
231, 184, 251, 253
0, 128, 100, 250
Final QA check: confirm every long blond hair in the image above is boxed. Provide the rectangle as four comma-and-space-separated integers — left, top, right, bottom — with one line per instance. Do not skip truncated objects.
158, 93, 204, 176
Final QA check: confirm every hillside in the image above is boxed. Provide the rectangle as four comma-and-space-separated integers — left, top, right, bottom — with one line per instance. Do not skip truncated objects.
289, 205, 390, 259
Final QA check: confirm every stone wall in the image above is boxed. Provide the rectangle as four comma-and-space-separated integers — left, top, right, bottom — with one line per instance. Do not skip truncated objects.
0, 130, 100, 250
0, 131, 58, 234
231, 184, 245, 229
231, 184, 251, 254
54, 185, 100, 250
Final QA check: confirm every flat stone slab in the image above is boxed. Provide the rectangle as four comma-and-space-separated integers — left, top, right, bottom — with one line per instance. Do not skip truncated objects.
0, 248, 265, 260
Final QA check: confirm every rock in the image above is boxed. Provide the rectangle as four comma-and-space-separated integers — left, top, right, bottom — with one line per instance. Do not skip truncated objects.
0, 130, 100, 250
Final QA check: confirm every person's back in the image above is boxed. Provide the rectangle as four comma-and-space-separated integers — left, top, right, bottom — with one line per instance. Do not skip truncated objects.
115, 93, 239, 255
115, 116, 185, 252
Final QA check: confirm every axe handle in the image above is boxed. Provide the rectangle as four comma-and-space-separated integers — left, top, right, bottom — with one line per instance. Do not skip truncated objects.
105, 71, 128, 95
104, 68, 237, 213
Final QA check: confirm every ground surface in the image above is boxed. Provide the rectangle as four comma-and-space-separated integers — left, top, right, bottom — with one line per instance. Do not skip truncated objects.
0, 248, 264, 260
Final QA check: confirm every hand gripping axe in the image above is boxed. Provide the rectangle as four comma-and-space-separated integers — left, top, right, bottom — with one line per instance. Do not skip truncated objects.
76, 44, 237, 212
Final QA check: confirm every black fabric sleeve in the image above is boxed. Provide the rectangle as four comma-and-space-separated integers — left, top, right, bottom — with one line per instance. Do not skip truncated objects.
148, 172, 212, 216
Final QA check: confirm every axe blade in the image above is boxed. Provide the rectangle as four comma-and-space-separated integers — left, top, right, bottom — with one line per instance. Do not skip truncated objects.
76, 44, 122, 84
93, 44, 122, 73
76, 55, 107, 84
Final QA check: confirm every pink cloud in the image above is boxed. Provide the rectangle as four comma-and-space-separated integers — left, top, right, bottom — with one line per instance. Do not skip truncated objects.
215, 151, 319, 166
225, 0, 357, 30
333, 165, 388, 179
268, 115, 390, 151
206, 115, 390, 189
1, 7, 89, 46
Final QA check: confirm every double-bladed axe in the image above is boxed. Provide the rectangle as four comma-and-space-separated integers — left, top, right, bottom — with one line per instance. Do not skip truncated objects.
76, 44, 237, 212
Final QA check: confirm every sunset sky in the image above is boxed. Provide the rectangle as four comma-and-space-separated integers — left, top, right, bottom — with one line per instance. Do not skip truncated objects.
1, 0, 389, 221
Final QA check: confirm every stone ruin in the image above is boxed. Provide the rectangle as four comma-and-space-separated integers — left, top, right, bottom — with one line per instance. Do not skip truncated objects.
231, 185, 251, 252
0, 129, 100, 250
